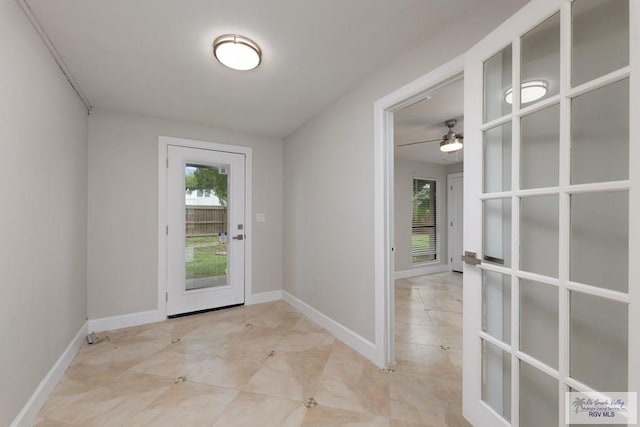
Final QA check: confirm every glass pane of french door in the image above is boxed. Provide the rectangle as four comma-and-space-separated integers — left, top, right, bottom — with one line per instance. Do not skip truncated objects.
184, 163, 229, 290
476, 1, 631, 425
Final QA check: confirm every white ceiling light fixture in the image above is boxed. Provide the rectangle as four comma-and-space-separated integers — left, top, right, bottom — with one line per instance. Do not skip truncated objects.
213, 34, 262, 71
504, 80, 548, 104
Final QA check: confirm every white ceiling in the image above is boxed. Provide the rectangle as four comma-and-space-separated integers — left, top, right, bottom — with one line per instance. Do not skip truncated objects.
394, 78, 464, 165
26, 0, 527, 138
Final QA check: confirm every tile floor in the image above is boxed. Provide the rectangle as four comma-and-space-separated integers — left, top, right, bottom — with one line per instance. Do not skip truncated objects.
36, 272, 467, 426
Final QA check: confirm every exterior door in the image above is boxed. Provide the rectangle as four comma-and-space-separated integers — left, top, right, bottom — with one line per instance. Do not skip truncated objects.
167, 145, 246, 315
449, 173, 464, 273
463, 0, 638, 426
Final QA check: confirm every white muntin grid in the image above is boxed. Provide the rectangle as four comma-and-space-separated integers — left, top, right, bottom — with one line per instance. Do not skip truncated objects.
473, 1, 635, 426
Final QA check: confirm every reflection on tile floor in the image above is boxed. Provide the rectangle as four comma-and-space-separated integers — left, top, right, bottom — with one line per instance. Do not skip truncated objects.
37, 272, 467, 426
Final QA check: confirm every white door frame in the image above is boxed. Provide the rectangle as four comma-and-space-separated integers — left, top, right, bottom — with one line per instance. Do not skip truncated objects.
448, 172, 464, 272
373, 56, 464, 367
158, 136, 253, 318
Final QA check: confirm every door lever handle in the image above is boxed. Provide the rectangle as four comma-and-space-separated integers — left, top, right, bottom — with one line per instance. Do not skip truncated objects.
462, 251, 481, 265
232, 234, 245, 240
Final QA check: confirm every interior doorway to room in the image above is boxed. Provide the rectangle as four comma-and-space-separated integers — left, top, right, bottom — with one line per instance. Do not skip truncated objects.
390, 76, 465, 417
165, 144, 247, 316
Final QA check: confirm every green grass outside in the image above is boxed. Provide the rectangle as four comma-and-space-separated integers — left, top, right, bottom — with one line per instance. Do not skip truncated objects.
185, 236, 227, 279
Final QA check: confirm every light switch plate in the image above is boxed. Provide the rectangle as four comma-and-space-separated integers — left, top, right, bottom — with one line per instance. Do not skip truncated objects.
256, 213, 266, 222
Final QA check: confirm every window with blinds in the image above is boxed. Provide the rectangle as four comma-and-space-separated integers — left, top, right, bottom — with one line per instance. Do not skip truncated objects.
412, 178, 438, 264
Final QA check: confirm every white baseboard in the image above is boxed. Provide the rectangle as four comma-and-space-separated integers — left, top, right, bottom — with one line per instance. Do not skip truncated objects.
282, 291, 378, 364
88, 309, 162, 333
246, 290, 283, 305
394, 264, 450, 280
11, 322, 88, 427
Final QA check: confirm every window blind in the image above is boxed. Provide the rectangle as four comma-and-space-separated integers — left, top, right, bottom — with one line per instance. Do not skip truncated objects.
412, 178, 438, 264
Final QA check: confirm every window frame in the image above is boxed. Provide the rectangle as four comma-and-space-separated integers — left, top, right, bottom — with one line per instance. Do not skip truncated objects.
411, 176, 440, 265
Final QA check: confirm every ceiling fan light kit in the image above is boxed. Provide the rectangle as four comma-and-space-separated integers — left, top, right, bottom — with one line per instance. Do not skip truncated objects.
213, 34, 262, 71
439, 119, 464, 153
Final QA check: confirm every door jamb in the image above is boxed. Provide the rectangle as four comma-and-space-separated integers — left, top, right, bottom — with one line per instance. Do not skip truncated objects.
157, 136, 253, 319
448, 172, 464, 272
373, 56, 464, 367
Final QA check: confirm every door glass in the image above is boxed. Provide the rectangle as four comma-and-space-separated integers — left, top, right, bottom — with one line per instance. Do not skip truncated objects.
570, 79, 629, 185
570, 291, 628, 391
519, 361, 558, 427
483, 198, 511, 267
483, 122, 512, 193
521, 13, 560, 106
521, 104, 559, 189
482, 340, 511, 421
570, 191, 628, 293
572, 0, 629, 87
484, 45, 512, 123
520, 279, 558, 369
520, 195, 559, 278
482, 271, 511, 344
184, 163, 229, 290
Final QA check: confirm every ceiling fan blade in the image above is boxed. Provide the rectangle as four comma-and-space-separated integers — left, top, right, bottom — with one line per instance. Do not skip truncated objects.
397, 138, 442, 147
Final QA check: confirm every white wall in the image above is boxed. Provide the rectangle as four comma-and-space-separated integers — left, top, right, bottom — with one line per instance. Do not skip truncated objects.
283, 6, 525, 343
394, 159, 449, 274
88, 109, 283, 319
0, 1, 88, 424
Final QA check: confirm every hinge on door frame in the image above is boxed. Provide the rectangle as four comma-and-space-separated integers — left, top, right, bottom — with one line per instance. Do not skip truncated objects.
166, 225, 169, 235
166, 292, 168, 302
166, 157, 169, 168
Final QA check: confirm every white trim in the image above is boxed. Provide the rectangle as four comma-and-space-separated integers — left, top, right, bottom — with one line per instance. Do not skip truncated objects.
448, 172, 464, 272
374, 55, 465, 367
10, 323, 87, 427
88, 310, 162, 333
158, 136, 253, 318
246, 290, 283, 305
282, 291, 377, 363
394, 264, 450, 280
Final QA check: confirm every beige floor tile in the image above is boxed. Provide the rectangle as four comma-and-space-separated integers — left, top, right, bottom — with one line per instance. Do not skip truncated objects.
302, 405, 391, 426
428, 310, 462, 328
129, 347, 207, 379
390, 373, 462, 423
211, 392, 307, 427
395, 305, 433, 325
245, 345, 332, 400
315, 342, 390, 417
127, 382, 238, 427
394, 343, 457, 379
33, 417, 75, 427
395, 322, 444, 347
187, 349, 267, 389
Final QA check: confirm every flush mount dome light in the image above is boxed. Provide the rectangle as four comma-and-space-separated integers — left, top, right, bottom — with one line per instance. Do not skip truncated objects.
213, 34, 261, 71
504, 80, 548, 104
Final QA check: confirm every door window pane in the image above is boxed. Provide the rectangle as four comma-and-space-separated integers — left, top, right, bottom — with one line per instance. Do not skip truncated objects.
521, 13, 560, 106
482, 271, 511, 344
482, 340, 511, 421
519, 361, 558, 427
521, 104, 559, 189
483, 198, 511, 267
570, 79, 629, 185
484, 122, 512, 193
570, 291, 628, 391
520, 279, 558, 369
484, 45, 512, 123
570, 191, 628, 293
184, 164, 229, 290
520, 196, 559, 278
572, 0, 629, 87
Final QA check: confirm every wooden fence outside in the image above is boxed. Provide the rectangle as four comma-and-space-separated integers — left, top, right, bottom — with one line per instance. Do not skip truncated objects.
185, 206, 227, 237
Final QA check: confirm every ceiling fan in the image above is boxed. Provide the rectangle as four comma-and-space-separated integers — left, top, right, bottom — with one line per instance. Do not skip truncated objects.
397, 119, 464, 152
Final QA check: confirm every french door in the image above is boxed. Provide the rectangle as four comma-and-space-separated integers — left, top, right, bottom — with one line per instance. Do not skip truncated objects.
463, 0, 638, 426
166, 145, 246, 316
